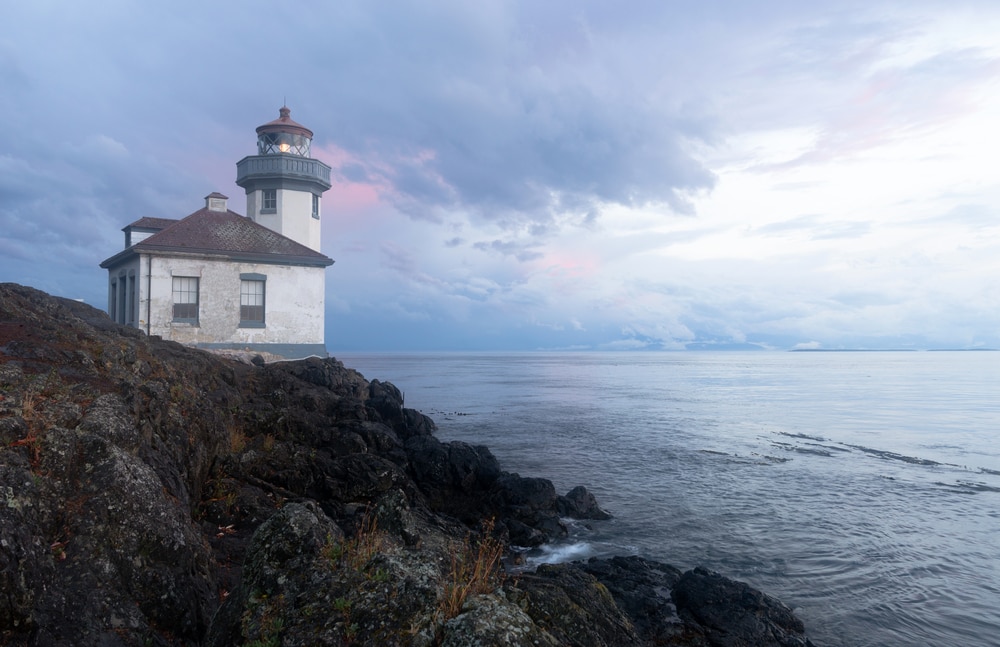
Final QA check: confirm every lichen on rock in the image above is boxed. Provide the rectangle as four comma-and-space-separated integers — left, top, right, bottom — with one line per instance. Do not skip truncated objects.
0, 283, 817, 646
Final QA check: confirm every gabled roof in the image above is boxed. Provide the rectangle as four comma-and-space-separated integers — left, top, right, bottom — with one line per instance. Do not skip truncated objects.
101, 208, 334, 269
124, 217, 179, 232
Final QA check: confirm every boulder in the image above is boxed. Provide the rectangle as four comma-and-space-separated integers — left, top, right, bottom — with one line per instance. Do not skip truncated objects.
583, 556, 687, 643
672, 566, 816, 647
557, 485, 613, 520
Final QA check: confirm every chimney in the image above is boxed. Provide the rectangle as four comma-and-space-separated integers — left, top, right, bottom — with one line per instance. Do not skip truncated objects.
205, 192, 228, 212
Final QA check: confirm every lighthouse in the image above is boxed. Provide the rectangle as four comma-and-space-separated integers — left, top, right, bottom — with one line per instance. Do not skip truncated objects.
236, 106, 332, 252
101, 105, 334, 359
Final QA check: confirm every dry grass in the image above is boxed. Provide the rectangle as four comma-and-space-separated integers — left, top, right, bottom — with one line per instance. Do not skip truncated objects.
323, 511, 388, 572
12, 386, 45, 468
262, 434, 276, 452
227, 423, 248, 454
438, 519, 506, 620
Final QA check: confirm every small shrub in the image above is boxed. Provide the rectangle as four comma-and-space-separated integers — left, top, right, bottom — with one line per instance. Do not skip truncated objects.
322, 511, 387, 572
368, 566, 390, 583
439, 519, 506, 620
228, 423, 247, 454
12, 385, 45, 468
262, 434, 276, 452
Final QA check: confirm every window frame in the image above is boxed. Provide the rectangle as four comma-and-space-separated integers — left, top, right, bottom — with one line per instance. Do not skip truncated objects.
171, 276, 200, 324
239, 274, 266, 328
261, 189, 277, 214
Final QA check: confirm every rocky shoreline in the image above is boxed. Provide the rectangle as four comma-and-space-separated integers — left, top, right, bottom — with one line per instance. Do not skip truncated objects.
0, 283, 816, 646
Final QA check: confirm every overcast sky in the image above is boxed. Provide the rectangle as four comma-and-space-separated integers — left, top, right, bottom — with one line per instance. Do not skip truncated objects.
3, 1, 999, 351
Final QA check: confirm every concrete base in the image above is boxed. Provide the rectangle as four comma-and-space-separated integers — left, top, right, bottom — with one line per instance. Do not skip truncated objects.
194, 342, 328, 361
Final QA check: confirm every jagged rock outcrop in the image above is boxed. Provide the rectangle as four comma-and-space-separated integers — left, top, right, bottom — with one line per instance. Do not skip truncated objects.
0, 283, 817, 646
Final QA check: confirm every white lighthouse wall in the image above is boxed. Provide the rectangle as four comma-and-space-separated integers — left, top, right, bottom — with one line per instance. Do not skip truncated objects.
143, 255, 325, 348
246, 191, 280, 234
245, 188, 321, 252
277, 188, 321, 252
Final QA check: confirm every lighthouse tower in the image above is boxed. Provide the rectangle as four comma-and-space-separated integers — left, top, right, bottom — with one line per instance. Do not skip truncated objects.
236, 106, 332, 252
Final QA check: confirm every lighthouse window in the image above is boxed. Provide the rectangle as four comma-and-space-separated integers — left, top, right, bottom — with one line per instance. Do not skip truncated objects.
262, 189, 277, 213
258, 132, 310, 156
172, 277, 199, 323
239, 277, 266, 327
312, 194, 320, 219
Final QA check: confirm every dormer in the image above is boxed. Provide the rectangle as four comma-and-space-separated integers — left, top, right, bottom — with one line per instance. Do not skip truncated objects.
206, 192, 228, 212
122, 217, 179, 248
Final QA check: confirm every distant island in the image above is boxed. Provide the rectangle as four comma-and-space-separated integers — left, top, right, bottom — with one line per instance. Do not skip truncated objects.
791, 348, 996, 352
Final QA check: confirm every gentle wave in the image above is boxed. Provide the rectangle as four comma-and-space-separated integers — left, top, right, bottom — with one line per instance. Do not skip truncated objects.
337, 351, 1000, 647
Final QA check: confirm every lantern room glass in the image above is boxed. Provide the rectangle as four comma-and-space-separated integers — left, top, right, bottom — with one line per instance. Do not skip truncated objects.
257, 132, 311, 156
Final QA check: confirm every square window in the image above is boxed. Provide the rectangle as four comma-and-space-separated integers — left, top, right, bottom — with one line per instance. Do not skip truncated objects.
172, 277, 199, 322
262, 189, 277, 212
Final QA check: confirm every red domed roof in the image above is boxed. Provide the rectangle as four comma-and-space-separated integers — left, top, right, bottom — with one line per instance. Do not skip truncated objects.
255, 106, 313, 139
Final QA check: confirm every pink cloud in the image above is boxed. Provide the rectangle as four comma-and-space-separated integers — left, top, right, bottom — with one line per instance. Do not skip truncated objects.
533, 252, 601, 291
312, 143, 390, 211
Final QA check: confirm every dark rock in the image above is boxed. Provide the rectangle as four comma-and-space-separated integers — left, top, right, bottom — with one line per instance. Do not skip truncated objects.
583, 556, 691, 644
557, 484, 613, 520
0, 282, 818, 647
491, 473, 558, 509
406, 436, 502, 494
366, 378, 406, 429
205, 501, 344, 647
402, 406, 437, 438
440, 594, 561, 647
509, 562, 640, 646
672, 566, 815, 647
503, 517, 548, 547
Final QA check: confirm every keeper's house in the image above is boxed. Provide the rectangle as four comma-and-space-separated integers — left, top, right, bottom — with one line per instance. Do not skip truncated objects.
99, 107, 334, 359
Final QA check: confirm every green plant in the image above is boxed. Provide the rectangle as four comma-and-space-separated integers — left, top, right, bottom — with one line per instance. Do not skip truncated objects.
321, 535, 344, 563
331, 596, 358, 644
368, 566, 390, 583
241, 593, 285, 647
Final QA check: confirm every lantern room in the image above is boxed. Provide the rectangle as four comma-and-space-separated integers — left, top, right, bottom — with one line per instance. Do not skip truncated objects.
255, 106, 313, 156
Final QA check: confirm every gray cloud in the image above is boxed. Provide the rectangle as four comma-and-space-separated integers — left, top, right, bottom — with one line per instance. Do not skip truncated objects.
4, 0, 1000, 351
471, 239, 544, 262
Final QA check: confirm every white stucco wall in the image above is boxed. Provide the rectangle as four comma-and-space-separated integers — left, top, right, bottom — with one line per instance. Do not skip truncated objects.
140, 254, 326, 347
246, 188, 321, 252
277, 189, 321, 252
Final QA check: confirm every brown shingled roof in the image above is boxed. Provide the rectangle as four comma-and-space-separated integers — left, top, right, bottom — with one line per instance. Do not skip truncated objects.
101, 207, 333, 268
125, 217, 179, 231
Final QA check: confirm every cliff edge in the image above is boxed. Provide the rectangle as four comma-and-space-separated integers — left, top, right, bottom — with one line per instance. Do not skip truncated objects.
0, 283, 815, 646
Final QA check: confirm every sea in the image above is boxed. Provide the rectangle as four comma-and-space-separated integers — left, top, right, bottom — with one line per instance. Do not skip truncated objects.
333, 350, 1000, 647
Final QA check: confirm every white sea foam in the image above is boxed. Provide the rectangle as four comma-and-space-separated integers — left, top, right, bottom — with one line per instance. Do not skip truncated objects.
525, 541, 594, 566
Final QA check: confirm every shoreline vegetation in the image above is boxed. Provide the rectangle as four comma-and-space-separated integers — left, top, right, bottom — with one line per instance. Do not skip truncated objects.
0, 283, 816, 646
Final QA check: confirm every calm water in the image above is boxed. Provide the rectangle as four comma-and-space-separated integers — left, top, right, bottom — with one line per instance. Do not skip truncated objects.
333, 351, 1000, 646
